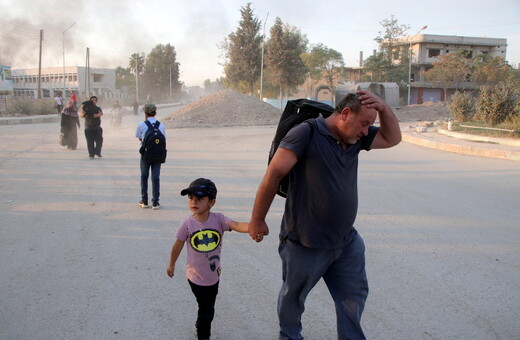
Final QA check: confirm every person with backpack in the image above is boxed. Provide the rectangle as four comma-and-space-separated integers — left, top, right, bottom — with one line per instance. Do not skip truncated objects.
248, 91, 402, 340
80, 96, 104, 159
135, 103, 166, 210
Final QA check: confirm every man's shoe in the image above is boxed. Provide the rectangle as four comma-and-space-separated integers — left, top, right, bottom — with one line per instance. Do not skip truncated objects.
139, 200, 149, 208
96, 154, 102, 158
89, 156, 94, 160
152, 202, 160, 210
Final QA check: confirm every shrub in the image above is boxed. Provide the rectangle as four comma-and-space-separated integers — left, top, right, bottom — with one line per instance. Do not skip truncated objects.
476, 84, 516, 126
448, 91, 474, 122
4, 98, 55, 116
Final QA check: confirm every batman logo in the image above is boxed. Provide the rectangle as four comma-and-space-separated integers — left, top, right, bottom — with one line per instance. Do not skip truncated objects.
190, 229, 221, 252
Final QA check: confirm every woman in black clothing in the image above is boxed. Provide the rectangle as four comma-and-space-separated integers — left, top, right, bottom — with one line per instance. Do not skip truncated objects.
60, 100, 80, 150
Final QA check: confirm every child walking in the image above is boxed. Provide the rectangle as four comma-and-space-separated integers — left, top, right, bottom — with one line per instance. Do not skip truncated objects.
167, 178, 249, 340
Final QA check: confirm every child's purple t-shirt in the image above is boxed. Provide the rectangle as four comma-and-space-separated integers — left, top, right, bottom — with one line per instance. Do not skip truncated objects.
176, 212, 232, 286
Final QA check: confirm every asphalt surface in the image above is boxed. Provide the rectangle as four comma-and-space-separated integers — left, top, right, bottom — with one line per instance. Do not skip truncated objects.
0, 111, 519, 340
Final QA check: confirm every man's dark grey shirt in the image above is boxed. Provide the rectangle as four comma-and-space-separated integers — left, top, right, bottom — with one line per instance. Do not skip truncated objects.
279, 115, 378, 249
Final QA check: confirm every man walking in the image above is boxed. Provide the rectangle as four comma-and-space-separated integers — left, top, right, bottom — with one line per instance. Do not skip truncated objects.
80, 96, 104, 159
135, 103, 166, 210
248, 91, 402, 340
70, 90, 78, 110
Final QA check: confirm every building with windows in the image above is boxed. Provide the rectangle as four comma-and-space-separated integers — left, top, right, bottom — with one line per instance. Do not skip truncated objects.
11, 66, 118, 100
395, 34, 507, 104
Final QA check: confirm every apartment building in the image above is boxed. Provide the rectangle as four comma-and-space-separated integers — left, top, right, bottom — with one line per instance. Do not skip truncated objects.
11, 66, 118, 100
396, 34, 507, 104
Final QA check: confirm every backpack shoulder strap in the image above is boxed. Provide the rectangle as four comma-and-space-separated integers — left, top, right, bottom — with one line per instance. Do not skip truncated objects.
303, 119, 317, 148
144, 120, 153, 129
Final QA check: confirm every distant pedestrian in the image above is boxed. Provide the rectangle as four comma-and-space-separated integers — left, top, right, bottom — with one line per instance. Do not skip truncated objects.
132, 100, 139, 116
167, 178, 249, 340
54, 92, 63, 115
70, 90, 78, 110
60, 100, 80, 150
135, 103, 166, 209
80, 96, 104, 159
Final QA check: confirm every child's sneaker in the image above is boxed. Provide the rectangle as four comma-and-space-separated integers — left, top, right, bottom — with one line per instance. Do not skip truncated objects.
152, 202, 160, 210
139, 200, 149, 208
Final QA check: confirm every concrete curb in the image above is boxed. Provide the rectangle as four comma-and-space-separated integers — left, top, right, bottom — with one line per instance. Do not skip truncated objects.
402, 133, 520, 161
0, 115, 59, 125
437, 128, 520, 147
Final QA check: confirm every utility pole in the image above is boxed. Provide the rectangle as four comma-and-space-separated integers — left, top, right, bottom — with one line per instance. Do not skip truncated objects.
62, 22, 76, 98
38, 30, 43, 99
85, 48, 90, 98
259, 12, 269, 100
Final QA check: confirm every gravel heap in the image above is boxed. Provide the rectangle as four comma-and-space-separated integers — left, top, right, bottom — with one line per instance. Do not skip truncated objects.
394, 102, 450, 122
164, 89, 450, 128
165, 89, 282, 128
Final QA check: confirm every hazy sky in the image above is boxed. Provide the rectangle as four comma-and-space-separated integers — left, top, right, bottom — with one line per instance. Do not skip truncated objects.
1, 0, 519, 87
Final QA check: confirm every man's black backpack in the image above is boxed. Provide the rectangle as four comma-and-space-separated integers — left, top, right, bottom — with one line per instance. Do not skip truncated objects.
140, 120, 167, 163
268, 99, 334, 198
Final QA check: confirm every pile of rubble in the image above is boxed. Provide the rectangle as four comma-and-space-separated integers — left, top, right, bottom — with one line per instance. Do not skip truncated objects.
165, 89, 282, 128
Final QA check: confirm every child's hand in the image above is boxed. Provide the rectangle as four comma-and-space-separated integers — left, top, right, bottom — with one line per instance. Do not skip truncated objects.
166, 265, 174, 278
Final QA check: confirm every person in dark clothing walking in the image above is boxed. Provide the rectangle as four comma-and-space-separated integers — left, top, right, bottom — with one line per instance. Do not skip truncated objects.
60, 100, 80, 150
80, 96, 104, 159
249, 91, 402, 340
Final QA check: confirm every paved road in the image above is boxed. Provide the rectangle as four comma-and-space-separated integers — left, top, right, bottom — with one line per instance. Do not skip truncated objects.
1, 112, 519, 340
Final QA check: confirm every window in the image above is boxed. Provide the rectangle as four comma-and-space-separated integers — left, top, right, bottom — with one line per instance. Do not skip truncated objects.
93, 74, 104, 82
428, 49, 441, 57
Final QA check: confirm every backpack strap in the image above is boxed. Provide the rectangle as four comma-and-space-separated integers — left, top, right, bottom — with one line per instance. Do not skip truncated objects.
303, 119, 317, 152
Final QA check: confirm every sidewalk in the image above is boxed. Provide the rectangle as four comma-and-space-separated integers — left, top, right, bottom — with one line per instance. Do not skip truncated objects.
400, 122, 520, 161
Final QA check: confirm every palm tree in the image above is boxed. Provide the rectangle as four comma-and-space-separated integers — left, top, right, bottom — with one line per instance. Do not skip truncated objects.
129, 53, 144, 100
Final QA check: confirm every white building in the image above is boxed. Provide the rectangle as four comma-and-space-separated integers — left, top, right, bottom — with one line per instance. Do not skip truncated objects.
395, 34, 507, 103
11, 66, 118, 100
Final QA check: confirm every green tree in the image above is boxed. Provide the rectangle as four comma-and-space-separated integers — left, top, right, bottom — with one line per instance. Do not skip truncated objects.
265, 17, 308, 105
302, 43, 344, 90
448, 91, 474, 122
115, 66, 134, 91
362, 52, 390, 81
472, 55, 514, 85
375, 15, 410, 65
220, 3, 262, 95
476, 83, 516, 126
142, 44, 180, 101
363, 16, 410, 84
424, 50, 472, 100
203, 78, 225, 93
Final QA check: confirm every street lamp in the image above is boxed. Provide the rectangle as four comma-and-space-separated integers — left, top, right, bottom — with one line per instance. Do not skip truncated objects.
259, 12, 269, 100
62, 22, 76, 97
407, 25, 427, 106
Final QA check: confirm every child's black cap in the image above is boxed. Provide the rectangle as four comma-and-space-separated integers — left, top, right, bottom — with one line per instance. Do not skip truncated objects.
180, 178, 217, 199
